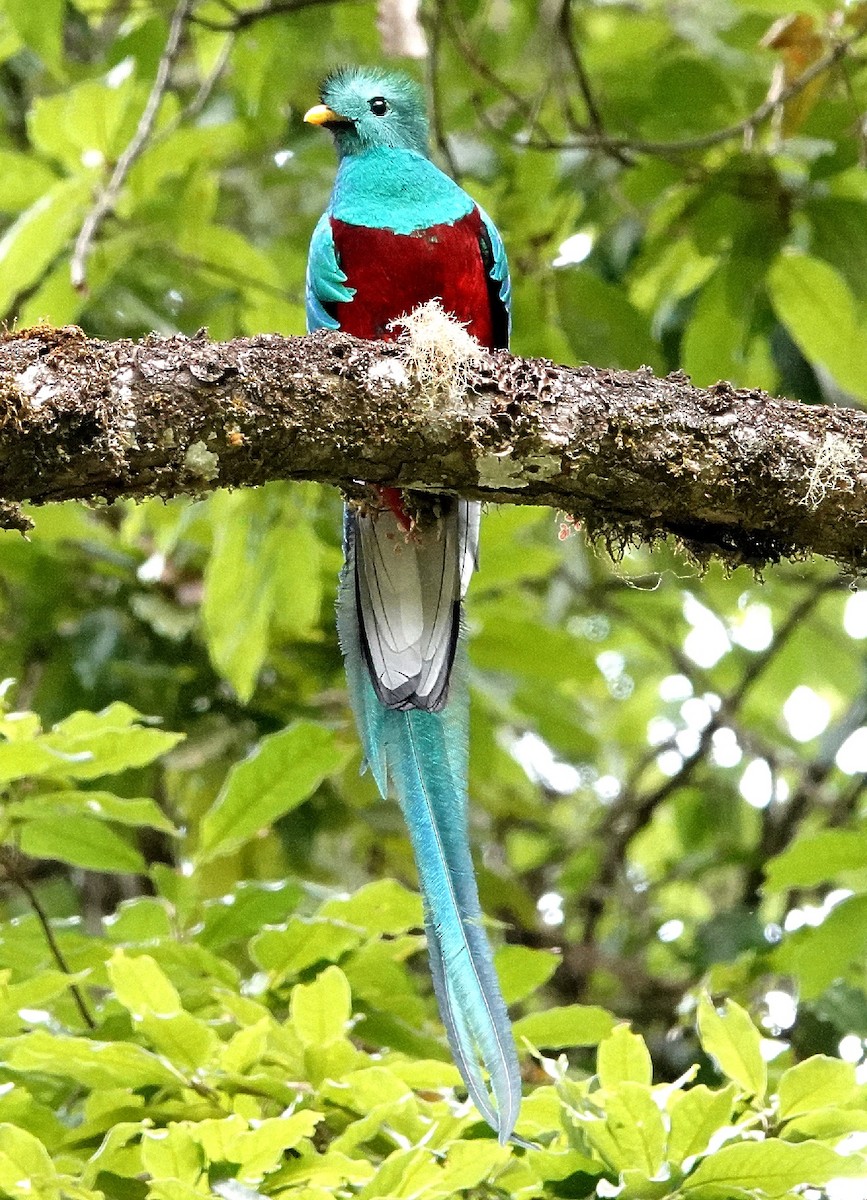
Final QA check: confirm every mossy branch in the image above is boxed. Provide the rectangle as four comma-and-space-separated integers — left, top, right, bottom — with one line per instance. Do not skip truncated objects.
2, 323, 867, 573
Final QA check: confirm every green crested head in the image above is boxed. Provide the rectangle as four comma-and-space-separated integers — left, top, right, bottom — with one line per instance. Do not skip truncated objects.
304, 66, 429, 158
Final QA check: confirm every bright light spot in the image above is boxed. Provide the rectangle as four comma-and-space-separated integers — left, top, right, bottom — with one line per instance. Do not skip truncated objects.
594, 774, 621, 802
783, 685, 831, 743
763, 989, 797, 1031
106, 57, 134, 88
784, 908, 806, 931
760, 1037, 789, 1062
137, 552, 166, 583
712, 727, 742, 767
596, 650, 625, 681
676, 728, 701, 757
827, 1174, 867, 1200
273, 148, 295, 167
683, 594, 730, 668
657, 749, 683, 776
764, 922, 782, 943
786, 889, 852, 932
648, 716, 677, 746
553, 231, 594, 267
703, 692, 722, 713
837, 727, 867, 774
681, 696, 713, 730
840, 1035, 864, 1063
18, 1008, 51, 1025
81, 148, 105, 168
659, 673, 692, 701
739, 758, 773, 808
509, 731, 581, 794
537, 891, 564, 927
731, 603, 773, 652
844, 590, 867, 639
181, 860, 195, 877
658, 919, 684, 943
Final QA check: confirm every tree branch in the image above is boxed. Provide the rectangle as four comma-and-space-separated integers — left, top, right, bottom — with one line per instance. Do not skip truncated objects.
70, 0, 194, 292
2, 325, 867, 575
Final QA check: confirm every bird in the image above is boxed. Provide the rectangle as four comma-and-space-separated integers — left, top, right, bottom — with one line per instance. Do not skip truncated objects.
304, 66, 521, 1142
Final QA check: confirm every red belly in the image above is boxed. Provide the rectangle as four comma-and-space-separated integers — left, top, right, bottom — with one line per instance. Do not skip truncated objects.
330, 207, 494, 350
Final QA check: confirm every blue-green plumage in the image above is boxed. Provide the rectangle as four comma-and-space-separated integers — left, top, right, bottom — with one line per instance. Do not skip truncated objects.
306, 66, 521, 1142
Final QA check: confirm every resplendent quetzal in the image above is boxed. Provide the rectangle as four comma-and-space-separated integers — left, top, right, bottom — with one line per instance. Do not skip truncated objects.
304, 66, 520, 1142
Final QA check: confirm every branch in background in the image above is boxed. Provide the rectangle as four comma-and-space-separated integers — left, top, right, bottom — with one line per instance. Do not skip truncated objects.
0, 849, 96, 1029
513, 16, 867, 159
572, 582, 832, 995
70, 0, 194, 292
424, 0, 461, 179
190, 0, 366, 32
3, 327, 867, 577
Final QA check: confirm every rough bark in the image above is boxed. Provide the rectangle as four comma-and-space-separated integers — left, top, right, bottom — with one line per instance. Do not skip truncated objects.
1, 324, 867, 573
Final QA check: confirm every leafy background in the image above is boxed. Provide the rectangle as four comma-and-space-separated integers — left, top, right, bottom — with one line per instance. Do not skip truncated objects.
1, 0, 867, 1196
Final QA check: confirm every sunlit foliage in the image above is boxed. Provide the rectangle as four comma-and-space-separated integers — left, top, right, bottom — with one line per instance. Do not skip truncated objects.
0, 0, 867, 1195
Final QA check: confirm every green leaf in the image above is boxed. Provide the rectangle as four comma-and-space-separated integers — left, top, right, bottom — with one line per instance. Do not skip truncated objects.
318, 879, 423, 937
495, 945, 559, 1005
436, 1141, 510, 1191
197, 722, 343, 862
291, 965, 352, 1047
232, 1112, 324, 1178
603, 1083, 666, 1177
140, 1127, 203, 1188
0, 177, 92, 316
764, 829, 867, 892
806, 196, 867, 301
682, 1138, 866, 1196
598, 1024, 653, 1089
767, 252, 867, 401
251, 918, 362, 982
0, 1123, 58, 1200
554, 267, 664, 372
18, 814, 146, 873
12, 790, 177, 834
778, 1055, 857, 1121
104, 897, 173, 943
200, 879, 302, 950
773, 894, 867, 998
682, 259, 762, 388
43, 704, 184, 779
3, 1030, 183, 1090
201, 490, 322, 701
513, 1004, 616, 1049
696, 995, 766, 1100
107, 950, 181, 1017
667, 1084, 736, 1166
5, 0, 62, 66
0, 152, 57, 212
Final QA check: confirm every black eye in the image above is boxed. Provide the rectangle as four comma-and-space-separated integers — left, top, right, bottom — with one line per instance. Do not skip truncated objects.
369, 97, 389, 116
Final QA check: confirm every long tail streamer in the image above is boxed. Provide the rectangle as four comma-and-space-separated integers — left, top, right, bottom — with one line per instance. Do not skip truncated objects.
338, 510, 522, 1143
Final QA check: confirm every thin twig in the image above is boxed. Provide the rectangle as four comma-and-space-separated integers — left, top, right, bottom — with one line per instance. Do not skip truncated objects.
423, 0, 461, 180
0, 851, 96, 1029
443, 3, 556, 144
556, 0, 601, 137
177, 32, 235, 125
70, 0, 194, 293
521, 17, 867, 160
573, 580, 834, 994
191, 0, 364, 32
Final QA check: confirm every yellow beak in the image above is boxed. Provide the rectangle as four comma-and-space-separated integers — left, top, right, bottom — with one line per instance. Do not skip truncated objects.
304, 104, 345, 126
